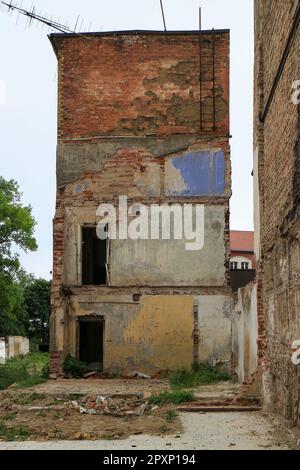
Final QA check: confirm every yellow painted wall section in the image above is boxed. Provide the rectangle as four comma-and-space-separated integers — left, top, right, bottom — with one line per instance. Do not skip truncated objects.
105, 296, 194, 374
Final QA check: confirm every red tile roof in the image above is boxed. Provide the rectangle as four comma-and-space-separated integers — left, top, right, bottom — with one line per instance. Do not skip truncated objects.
230, 231, 254, 252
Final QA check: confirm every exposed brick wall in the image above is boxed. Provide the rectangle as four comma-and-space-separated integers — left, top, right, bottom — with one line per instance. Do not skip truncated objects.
254, 1, 300, 426
51, 31, 229, 139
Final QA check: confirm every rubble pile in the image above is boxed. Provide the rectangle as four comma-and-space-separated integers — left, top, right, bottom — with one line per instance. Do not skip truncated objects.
69, 392, 157, 417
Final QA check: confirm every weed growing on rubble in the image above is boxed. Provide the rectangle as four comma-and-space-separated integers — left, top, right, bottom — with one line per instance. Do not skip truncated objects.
149, 390, 193, 406
165, 410, 177, 422
170, 364, 231, 388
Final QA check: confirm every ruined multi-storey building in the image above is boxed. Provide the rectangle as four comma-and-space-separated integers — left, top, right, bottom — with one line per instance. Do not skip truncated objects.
49, 29, 231, 375
254, 1, 300, 426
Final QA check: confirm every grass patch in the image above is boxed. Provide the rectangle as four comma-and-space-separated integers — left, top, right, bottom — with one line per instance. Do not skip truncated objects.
170, 364, 231, 389
2, 414, 17, 422
0, 422, 30, 441
14, 392, 47, 405
66, 393, 84, 401
0, 353, 49, 390
165, 410, 177, 422
149, 390, 194, 406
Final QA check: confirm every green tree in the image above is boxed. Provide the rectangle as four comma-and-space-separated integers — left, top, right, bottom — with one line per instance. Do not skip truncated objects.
24, 278, 51, 345
0, 177, 37, 275
0, 273, 27, 336
0, 177, 37, 336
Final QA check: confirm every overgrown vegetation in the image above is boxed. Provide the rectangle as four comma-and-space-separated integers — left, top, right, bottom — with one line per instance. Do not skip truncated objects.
63, 354, 88, 378
0, 353, 49, 390
0, 421, 30, 441
170, 364, 231, 389
149, 390, 194, 406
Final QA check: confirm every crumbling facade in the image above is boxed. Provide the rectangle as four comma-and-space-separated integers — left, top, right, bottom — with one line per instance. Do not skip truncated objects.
49, 30, 231, 375
254, 1, 300, 426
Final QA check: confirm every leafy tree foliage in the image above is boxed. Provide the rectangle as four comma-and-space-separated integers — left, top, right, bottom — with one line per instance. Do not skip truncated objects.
0, 177, 37, 277
24, 278, 51, 344
0, 177, 38, 336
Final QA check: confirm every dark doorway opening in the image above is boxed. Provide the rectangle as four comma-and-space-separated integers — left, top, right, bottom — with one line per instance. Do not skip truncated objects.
82, 226, 107, 285
79, 319, 104, 371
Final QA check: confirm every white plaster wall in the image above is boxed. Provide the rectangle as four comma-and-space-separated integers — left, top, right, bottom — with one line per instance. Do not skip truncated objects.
0, 338, 5, 364
2, 337, 30, 361
232, 283, 258, 382
196, 295, 232, 369
7, 337, 14, 359
19, 337, 30, 356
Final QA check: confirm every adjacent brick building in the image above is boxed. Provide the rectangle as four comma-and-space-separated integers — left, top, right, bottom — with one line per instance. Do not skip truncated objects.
254, 1, 300, 426
49, 29, 231, 375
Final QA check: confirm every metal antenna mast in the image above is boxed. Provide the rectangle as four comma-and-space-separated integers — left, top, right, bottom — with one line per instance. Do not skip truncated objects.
1, 1, 90, 36
160, 0, 167, 31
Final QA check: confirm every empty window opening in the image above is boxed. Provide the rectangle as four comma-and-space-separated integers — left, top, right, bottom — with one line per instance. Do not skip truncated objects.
79, 318, 104, 371
82, 226, 107, 285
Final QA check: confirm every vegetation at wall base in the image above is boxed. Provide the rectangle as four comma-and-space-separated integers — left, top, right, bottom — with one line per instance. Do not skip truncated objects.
149, 390, 194, 406
170, 364, 231, 389
63, 354, 88, 378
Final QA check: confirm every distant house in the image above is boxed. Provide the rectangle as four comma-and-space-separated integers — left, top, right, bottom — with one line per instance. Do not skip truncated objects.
230, 231, 256, 291
0, 336, 29, 364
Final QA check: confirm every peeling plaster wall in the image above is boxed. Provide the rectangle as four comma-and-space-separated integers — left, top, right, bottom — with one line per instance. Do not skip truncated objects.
165, 150, 225, 197
62, 204, 226, 287
110, 206, 226, 287
0, 337, 30, 363
232, 284, 258, 383
196, 295, 232, 370
66, 295, 193, 374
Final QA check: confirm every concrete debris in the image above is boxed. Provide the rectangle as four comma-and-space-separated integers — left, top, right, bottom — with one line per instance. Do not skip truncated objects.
83, 371, 99, 379
69, 394, 152, 417
12, 404, 65, 412
135, 403, 148, 416
128, 371, 151, 379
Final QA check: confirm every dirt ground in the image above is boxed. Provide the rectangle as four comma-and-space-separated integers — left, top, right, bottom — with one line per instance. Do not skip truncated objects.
0, 379, 180, 441
0, 412, 295, 450
0, 380, 296, 449
24, 377, 170, 396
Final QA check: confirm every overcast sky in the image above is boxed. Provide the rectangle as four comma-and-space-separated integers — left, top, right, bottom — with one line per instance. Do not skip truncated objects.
0, 0, 254, 279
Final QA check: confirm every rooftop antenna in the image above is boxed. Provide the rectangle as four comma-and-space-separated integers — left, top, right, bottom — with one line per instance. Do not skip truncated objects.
0, 1, 91, 37
160, 0, 167, 31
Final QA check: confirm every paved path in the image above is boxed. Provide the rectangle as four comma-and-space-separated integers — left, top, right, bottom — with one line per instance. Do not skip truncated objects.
0, 412, 289, 450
